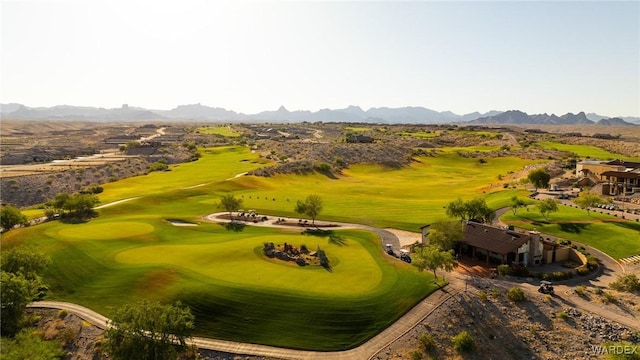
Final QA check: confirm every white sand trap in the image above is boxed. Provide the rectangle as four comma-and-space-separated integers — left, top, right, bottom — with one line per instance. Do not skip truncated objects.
167, 219, 198, 226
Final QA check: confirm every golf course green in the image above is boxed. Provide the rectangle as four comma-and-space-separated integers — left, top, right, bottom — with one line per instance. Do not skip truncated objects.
5, 144, 639, 349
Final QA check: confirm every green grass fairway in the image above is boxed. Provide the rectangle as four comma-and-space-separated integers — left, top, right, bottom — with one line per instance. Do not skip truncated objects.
215, 153, 536, 230
196, 126, 241, 137
3, 221, 435, 350
5, 145, 597, 350
98, 146, 269, 203
397, 131, 440, 139
537, 141, 640, 161
114, 232, 383, 296
501, 205, 640, 259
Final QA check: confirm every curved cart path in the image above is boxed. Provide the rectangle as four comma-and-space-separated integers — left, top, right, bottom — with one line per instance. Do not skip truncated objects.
29, 212, 636, 359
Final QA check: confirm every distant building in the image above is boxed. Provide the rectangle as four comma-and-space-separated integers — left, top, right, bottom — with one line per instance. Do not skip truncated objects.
421, 221, 545, 266
576, 159, 640, 195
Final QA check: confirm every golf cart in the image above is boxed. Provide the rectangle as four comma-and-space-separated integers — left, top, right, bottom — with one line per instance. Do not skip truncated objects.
399, 249, 412, 263
385, 244, 395, 256
538, 280, 555, 294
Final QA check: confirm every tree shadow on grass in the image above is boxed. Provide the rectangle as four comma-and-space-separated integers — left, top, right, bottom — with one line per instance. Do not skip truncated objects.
611, 221, 640, 231
303, 229, 333, 237
224, 221, 246, 232
328, 234, 348, 246
60, 217, 91, 224
531, 220, 550, 227
558, 223, 589, 234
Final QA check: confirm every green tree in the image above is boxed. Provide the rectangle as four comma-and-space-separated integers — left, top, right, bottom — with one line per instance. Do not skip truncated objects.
0, 329, 64, 360
62, 193, 99, 219
48, 193, 70, 213
295, 194, 323, 226
0, 272, 32, 337
0, 205, 27, 232
445, 198, 468, 220
537, 198, 559, 220
1, 246, 51, 281
105, 300, 195, 360
528, 168, 551, 190
573, 192, 601, 216
446, 197, 494, 223
427, 221, 463, 250
413, 244, 457, 281
510, 196, 526, 216
0, 247, 52, 336
466, 197, 494, 223
218, 194, 242, 220
47, 193, 99, 220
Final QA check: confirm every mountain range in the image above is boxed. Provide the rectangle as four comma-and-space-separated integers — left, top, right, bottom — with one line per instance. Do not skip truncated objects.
1, 103, 638, 125
469, 110, 637, 126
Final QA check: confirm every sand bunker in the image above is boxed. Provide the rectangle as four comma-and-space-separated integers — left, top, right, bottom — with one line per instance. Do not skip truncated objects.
167, 219, 198, 226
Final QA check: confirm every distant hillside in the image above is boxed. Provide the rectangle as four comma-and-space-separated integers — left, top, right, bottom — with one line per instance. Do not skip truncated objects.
469, 110, 636, 126
595, 117, 636, 126
1, 102, 636, 125
154, 103, 242, 121
1, 103, 501, 124
1, 104, 163, 121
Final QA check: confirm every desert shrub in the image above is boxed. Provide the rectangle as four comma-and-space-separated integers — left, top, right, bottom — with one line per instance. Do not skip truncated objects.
57, 310, 68, 319
477, 290, 488, 301
557, 311, 568, 320
551, 271, 571, 281
544, 294, 553, 302
592, 287, 604, 295
496, 264, 510, 276
507, 286, 526, 302
314, 162, 331, 173
451, 330, 474, 353
574, 285, 587, 296
601, 291, 618, 304
609, 274, 640, 293
59, 326, 78, 346
491, 288, 501, 299
576, 265, 590, 276
149, 161, 168, 172
418, 333, 435, 352
409, 350, 422, 360
586, 255, 598, 269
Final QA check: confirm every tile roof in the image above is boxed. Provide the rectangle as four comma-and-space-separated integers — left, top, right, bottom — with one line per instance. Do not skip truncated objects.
462, 222, 530, 255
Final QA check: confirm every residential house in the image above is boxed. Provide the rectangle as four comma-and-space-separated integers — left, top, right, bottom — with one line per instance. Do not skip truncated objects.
421, 221, 545, 266
577, 159, 640, 195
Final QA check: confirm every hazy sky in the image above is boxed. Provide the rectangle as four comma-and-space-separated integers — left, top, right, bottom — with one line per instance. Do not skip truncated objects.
2, 0, 639, 116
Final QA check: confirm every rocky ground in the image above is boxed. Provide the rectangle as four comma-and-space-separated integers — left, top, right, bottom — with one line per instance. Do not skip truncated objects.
374, 281, 640, 360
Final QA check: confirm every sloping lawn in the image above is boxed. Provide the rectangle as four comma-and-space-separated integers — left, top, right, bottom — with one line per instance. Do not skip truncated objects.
2, 222, 435, 350
500, 204, 640, 259
3, 145, 556, 350
537, 141, 640, 161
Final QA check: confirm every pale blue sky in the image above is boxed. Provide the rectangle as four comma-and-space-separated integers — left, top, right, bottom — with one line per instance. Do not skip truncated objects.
2, 0, 639, 116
